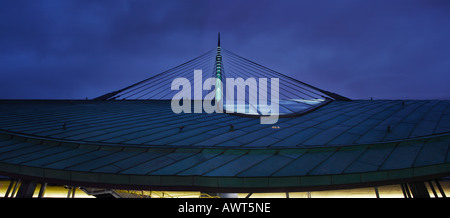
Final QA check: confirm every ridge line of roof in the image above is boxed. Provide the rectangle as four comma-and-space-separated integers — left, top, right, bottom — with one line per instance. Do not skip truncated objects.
1, 128, 449, 152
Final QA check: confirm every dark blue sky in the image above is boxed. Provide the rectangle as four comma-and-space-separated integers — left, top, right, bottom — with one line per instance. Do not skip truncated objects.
1, 0, 450, 100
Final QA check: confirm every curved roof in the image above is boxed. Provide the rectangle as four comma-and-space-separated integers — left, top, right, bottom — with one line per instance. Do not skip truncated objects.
0, 99, 449, 192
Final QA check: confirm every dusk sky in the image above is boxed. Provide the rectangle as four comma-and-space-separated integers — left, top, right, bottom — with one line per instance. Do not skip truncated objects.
1, 0, 450, 100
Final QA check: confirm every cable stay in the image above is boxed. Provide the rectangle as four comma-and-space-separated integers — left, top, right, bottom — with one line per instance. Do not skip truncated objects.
94, 34, 350, 118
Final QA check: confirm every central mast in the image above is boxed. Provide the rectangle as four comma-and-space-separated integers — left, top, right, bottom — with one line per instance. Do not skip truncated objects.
215, 32, 223, 102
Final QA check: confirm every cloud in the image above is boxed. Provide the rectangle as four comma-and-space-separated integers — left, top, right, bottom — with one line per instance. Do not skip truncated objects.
1, 0, 449, 99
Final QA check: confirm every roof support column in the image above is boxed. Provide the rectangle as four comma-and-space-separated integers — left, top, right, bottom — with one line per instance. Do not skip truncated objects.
435, 179, 447, 198
66, 186, 76, 198
38, 182, 47, 198
15, 179, 37, 198
407, 181, 430, 198
401, 183, 411, 198
4, 178, 17, 198
428, 180, 438, 198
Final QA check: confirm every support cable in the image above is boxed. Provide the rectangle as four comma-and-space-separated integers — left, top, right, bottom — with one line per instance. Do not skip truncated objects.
104, 49, 215, 100
223, 49, 325, 98
224, 56, 302, 100
128, 51, 215, 99
223, 51, 321, 99
151, 58, 214, 99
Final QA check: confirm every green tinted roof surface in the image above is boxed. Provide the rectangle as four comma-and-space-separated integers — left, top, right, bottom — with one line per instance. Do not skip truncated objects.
0, 99, 449, 192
